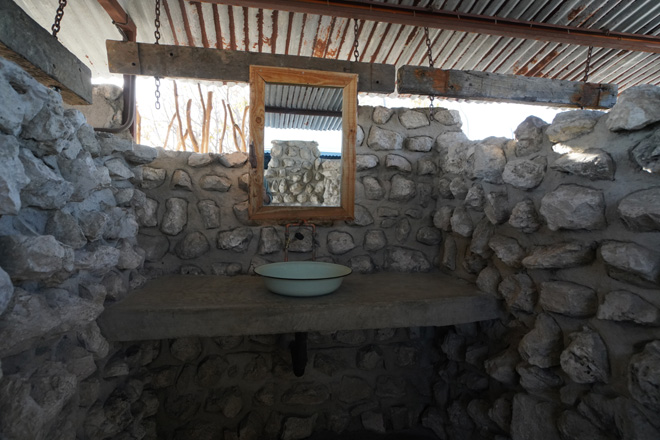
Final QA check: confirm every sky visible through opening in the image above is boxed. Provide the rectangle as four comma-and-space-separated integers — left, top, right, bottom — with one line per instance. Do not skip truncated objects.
110, 77, 575, 152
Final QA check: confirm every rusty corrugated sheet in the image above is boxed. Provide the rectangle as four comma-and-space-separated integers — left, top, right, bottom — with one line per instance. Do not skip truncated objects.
10, 0, 660, 96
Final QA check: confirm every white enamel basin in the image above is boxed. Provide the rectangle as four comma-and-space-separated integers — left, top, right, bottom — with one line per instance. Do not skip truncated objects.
254, 261, 352, 297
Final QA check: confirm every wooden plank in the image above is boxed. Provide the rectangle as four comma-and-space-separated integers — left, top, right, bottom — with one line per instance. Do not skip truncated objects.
106, 40, 395, 93
204, 0, 660, 54
397, 66, 618, 109
0, 0, 92, 105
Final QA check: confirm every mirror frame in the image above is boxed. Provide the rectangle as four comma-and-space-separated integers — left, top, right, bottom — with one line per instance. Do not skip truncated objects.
248, 65, 357, 222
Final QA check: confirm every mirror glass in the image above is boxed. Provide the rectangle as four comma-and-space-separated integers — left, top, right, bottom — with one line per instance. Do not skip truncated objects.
248, 66, 357, 222
264, 83, 343, 207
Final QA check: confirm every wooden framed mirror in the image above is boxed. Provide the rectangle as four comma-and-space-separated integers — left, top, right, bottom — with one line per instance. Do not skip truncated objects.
248, 66, 357, 222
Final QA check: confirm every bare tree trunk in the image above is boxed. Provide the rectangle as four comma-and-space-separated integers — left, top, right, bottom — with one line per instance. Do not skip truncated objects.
173, 81, 187, 151
219, 99, 228, 153
197, 84, 207, 153
163, 113, 176, 150
226, 101, 242, 152
203, 91, 213, 153
186, 99, 200, 153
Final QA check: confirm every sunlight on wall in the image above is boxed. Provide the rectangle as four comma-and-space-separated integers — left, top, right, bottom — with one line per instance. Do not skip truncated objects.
359, 95, 569, 141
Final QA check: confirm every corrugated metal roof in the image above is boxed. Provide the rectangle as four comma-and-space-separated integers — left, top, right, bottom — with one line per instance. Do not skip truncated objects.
264, 83, 343, 131
11, 0, 660, 95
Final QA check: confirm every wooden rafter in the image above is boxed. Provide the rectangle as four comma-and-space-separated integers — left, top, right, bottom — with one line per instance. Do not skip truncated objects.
201, 0, 660, 54
106, 40, 395, 93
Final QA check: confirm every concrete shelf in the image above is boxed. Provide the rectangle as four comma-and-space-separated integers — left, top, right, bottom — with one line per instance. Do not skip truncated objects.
98, 272, 503, 341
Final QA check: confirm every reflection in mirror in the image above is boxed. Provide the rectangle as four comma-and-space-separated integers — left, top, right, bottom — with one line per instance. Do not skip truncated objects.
263, 83, 343, 207
248, 66, 357, 222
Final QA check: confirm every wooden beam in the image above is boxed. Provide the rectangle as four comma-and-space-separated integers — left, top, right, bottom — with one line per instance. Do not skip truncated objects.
397, 66, 618, 109
202, 0, 660, 54
96, 0, 137, 42
0, 0, 92, 104
106, 40, 395, 93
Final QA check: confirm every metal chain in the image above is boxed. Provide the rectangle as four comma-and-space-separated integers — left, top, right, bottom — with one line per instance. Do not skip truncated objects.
51, 0, 68, 40
352, 19, 360, 62
424, 27, 435, 109
582, 46, 593, 83
154, 0, 162, 110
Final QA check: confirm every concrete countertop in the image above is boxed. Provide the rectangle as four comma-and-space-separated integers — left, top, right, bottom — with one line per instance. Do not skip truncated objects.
98, 272, 503, 341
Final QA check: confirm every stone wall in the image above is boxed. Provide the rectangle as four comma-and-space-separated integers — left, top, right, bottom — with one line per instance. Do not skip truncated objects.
136, 87, 660, 440
426, 85, 660, 440
3, 52, 660, 440
137, 105, 464, 276
265, 140, 340, 206
0, 58, 157, 439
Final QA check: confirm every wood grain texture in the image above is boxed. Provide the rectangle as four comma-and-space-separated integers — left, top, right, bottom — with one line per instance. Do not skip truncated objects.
0, 0, 92, 104
248, 66, 357, 222
107, 40, 394, 93
397, 66, 618, 109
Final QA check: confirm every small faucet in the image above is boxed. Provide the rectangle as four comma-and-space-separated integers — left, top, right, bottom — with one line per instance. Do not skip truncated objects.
284, 220, 316, 261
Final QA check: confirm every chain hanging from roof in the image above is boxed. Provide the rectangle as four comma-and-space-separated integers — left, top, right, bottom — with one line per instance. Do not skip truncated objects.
154, 0, 162, 110
582, 46, 594, 83
51, 0, 68, 40
352, 19, 360, 62
423, 27, 436, 112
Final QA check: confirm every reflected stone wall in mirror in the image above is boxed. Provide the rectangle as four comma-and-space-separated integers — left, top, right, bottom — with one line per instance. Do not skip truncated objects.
249, 66, 357, 222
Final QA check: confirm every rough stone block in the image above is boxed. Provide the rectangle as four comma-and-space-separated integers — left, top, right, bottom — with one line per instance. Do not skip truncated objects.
546, 110, 603, 143
522, 242, 595, 269
470, 137, 508, 183
383, 246, 431, 272
372, 106, 394, 124
511, 393, 562, 440
515, 115, 548, 157
218, 152, 247, 168
600, 241, 660, 285
488, 235, 525, 268
607, 84, 660, 131
367, 126, 403, 150
597, 290, 660, 326
0, 234, 73, 281
502, 157, 546, 189
540, 184, 605, 231
161, 198, 188, 235
628, 340, 660, 410
0, 58, 48, 136
217, 228, 253, 253
539, 281, 598, 317
630, 129, 660, 174
450, 206, 474, 238
560, 327, 609, 384
508, 199, 541, 233
19, 148, 73, 209
519, 313, 563, 368
175, 231, 210, 259
388, 174, 416, 201
498, 273, 536, 313
551, 148, 615, 180
399, 109, 429, 129
356, 154, 379, 171
0, 134, 29, 215
406, 135, 434, 152
385, 154, 412, 172
327, 231, 355, 255
618, 188, 660, 231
